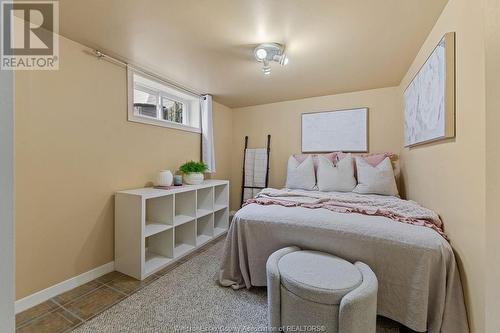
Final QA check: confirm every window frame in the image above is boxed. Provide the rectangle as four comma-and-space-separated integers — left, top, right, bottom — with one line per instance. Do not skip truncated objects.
133, 83, 160, 119
159, 91, 188, 125
127, 67, 201, 133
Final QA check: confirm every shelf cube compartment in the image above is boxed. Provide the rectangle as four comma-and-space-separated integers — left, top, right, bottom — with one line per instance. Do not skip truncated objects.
174, 220, 196, 258
145, 228, 173, 276
197, 187, 214, 217
214, 184, 229, 211
174, 191, 196, 226
214, 207, 229, 236
146, 195, 173, 225
197, 214, 214, 246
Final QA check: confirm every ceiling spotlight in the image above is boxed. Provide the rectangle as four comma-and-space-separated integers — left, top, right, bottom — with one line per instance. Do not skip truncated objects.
255, 48, 267, 60
253, 43, 288, 75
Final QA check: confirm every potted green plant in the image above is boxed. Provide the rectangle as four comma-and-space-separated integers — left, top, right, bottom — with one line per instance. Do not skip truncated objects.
179, 161, 208, 185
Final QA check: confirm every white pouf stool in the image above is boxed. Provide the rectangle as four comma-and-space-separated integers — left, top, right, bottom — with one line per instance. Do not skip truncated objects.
266, 247, 378, 333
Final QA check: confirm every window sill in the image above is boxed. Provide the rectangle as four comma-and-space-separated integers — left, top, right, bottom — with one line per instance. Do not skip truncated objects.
128, 114, 201, 133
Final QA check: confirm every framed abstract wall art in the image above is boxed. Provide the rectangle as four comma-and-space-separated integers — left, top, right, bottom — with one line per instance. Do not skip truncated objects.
404, 32, 455, 147
301, 107, 368, 152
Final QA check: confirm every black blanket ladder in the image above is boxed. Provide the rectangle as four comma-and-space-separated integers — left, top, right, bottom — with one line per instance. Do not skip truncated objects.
240, 135, 271, 207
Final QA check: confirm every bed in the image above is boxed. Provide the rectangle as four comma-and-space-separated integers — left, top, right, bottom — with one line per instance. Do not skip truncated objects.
219, 188, 469, 333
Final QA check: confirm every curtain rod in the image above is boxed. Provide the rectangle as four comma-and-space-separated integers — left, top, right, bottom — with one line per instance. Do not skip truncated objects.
91, 49, 204, 97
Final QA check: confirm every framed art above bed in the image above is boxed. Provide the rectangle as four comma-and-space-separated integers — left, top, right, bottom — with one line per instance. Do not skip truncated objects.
301, 108, 368, 153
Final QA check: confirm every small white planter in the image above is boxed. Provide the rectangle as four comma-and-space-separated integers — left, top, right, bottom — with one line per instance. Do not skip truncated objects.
157, 170, 173, 186
184, 172, 204, 185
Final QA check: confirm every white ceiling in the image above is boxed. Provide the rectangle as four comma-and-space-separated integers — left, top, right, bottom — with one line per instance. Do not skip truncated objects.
58, 0, 448, 107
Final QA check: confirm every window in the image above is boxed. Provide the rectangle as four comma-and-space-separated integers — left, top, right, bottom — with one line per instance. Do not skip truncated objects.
127, 68, 201, 133
161, 96, 184, 123
134, 84, 158, 118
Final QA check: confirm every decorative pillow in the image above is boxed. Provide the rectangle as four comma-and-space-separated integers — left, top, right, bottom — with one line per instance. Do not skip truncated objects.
293, 152, 338, 171
285, 155, 316, 190
353, 157, 399, 196
317, 154, 356, 192
364, 153, 391, 166
337, 151, 393, 175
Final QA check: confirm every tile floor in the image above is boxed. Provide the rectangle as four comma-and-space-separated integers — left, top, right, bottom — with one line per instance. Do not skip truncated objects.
15, 243, 208, 333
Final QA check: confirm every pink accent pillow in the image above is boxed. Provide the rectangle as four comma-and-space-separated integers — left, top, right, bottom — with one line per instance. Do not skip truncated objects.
293, 152, 339, 170
337, 152, 393, 177
337, 152, 392, 167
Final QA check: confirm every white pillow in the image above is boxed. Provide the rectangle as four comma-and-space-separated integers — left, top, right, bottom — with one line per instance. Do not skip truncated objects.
285, 155, 316, 190
353, 157, 399, 196
317, 154, 356, 192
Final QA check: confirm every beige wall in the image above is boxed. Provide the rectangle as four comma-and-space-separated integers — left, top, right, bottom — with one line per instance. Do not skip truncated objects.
485, 0, 500, 331
398, 0, 486, 331
229, 87, 401, 210
14, 36, 233, 299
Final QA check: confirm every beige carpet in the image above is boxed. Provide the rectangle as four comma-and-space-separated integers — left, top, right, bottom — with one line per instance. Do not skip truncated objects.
74, 239, 406, 333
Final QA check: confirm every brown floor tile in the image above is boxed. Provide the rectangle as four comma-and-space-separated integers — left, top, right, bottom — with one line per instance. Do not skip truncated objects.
105, 273, 159, 295
16, 300, 59, 328
64, 285, 125, 321
52, 281, 102, 306
95, 271, 128, 284
16, 308, 81, 333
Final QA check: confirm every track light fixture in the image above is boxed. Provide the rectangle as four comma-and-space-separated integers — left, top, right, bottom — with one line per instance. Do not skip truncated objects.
254, 43, 288, 76
262, 60, 272, 75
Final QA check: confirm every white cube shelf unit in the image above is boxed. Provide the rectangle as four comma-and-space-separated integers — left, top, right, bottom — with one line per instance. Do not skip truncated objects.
115, 180, 229, 280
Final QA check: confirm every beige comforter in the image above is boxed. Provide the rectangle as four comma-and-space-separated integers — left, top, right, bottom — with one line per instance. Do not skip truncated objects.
219, 189, 469, 333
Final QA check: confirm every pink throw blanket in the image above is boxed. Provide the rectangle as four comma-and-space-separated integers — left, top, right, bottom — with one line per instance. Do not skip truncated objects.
244, 188, 447, 240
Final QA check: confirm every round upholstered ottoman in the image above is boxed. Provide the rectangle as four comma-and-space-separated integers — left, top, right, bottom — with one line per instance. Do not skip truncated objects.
266, 247, 378, 333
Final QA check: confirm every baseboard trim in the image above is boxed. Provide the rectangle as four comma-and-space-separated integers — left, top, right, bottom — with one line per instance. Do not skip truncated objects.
15, 261, 115, 314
